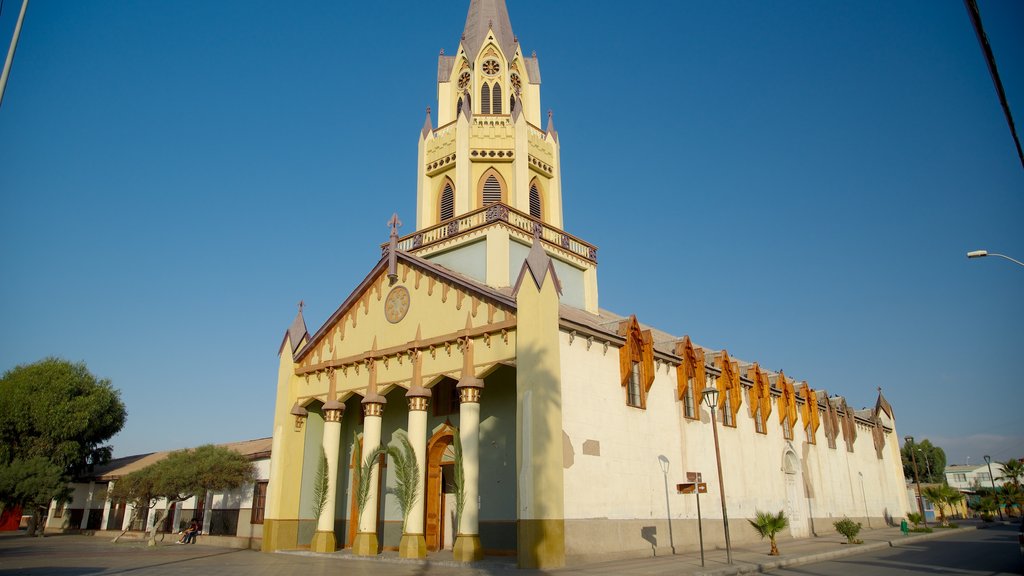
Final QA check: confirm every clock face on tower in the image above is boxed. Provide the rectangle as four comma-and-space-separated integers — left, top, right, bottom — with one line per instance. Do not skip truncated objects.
384, 286, 410, 323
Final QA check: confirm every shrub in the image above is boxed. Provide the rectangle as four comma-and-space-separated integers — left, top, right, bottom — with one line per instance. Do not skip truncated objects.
833, 517, 863, 544
906, 512, 923, 528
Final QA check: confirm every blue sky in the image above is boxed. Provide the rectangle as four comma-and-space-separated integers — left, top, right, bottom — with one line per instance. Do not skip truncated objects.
1, 1, 1021, 467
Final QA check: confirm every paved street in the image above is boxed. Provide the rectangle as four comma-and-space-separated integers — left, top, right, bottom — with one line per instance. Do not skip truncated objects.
764, 523, 1022, 576
0, 522, 1007, 576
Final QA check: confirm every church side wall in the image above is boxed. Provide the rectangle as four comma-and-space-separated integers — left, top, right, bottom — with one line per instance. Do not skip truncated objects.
558, 331, 910, 565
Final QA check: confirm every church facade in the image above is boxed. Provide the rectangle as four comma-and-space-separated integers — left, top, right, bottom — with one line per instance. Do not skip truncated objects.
261, 0, 912, 568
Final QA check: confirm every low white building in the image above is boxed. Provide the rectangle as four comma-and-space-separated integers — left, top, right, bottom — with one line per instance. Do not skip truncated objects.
46, 438, 270, 549
945, 462, 1001, 492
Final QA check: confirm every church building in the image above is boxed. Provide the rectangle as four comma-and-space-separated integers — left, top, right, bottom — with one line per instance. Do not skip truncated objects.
262, 0, 912, 568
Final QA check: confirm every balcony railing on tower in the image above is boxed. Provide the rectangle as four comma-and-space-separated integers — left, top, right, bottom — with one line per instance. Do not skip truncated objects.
381, 203, 597, 264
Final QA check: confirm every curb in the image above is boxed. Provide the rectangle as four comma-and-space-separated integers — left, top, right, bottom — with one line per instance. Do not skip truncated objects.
692, 529, 962, 576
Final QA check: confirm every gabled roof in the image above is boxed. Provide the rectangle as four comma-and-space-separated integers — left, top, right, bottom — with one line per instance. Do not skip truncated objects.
294, 250, 516, 362
461, 0, 517, 61
89, 437, 272, 481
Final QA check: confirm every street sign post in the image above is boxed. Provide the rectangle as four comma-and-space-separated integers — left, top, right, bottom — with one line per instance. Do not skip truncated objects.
677, 473, 707, 567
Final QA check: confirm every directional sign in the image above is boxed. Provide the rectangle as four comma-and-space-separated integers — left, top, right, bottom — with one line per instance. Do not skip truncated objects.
687, 472, 703, 483
676, 482, 708, 494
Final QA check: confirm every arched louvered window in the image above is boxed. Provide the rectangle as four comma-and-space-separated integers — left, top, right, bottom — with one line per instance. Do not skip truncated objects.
492, 83, 502, 114
482, 174, 502, 205
529, 181, 542, 219
440, 181, 455, 221
480, 83, 491, 115
510, 94, 516, 113
456, 97, 463, 118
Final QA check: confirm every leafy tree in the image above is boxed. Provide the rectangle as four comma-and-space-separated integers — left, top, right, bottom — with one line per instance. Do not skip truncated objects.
107, 465, 160, 542
748, 510, 788, 555
0, 457, 72, 536
900, 439, 946, 484
311, 448, 329, 521
0, 358, 125, 535
921, 484, 963, 527
0, 358, 126, 477
109, 445, 255, 546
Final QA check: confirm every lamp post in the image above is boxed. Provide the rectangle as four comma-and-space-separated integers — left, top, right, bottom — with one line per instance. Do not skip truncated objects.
984, 454, 1003, 521
858, 471, 871, 528
967, 250, 1024, 267
702, 386, 732, 565
904, 436, 928, 528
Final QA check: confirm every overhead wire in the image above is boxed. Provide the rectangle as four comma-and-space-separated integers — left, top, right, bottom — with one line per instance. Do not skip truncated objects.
963, 0, 1024, 169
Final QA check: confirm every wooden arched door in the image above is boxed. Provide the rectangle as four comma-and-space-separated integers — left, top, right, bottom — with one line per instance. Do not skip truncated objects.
425, 425, 456, 551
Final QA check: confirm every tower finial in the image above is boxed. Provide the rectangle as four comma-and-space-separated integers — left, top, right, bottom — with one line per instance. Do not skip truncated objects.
387, 213, 402, 285
297, 299, 304, 313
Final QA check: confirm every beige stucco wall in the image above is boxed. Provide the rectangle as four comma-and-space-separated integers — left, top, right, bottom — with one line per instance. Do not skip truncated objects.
558, 330, 911, 563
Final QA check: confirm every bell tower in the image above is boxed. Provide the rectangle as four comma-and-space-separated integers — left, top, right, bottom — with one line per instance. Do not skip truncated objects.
399, 0, 597, 313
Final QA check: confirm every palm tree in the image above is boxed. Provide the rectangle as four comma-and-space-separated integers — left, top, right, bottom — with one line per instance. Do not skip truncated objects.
999, 483, 1023, 517
921, 484, 963, 527
748, 509, 789, 555
997, 459, 1024, 490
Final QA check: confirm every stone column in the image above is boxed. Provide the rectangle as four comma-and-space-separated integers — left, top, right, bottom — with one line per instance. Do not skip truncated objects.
310, 400, 344, 553
80, 481, 95, 529
453, 337, 484, 562
353, 395, 386, 556
400, 386, 431, 558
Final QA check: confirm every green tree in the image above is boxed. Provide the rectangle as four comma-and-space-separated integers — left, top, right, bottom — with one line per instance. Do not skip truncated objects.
0, 457, 72, 536
748, 510, 789, 555
900, 439, 946, 484
833, 517, 862, 544
998, 483, 1023, 516
109, 444, 255, 546
921, 484, 963, 527
997, 459, 1023, 490
0, 358, 126, 476
0, 358, 126, 535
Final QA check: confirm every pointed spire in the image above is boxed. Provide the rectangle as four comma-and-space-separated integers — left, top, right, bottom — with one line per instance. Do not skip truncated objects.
461, 0, 516, 61
875, 386, 894, 419
520, 225, 561, 294
363, 337, 387, 405
284, 300, 309, 355
546, 109, 558, 142
421, 106, 433, 139
407, 326, 431, 399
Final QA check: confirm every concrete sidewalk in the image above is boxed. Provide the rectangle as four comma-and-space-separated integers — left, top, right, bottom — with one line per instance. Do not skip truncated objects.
284, 522, 966, 575
0, 522, 970, 576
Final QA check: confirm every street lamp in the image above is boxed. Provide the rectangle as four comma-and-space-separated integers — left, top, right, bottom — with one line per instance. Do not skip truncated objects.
967, 250, 1024, 267
904, 436, 928, 528
984, 454, 1004, 521
702, 385, 732, 565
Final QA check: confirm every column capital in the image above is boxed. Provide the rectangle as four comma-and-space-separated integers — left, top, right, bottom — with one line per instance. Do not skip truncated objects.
323, 399, 344, 423
362, 394, 386, 418
406, 385, 431, 412
459, 386, 482, 404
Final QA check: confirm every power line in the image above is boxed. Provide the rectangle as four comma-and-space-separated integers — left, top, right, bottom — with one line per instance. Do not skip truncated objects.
963, 0, 1024, 169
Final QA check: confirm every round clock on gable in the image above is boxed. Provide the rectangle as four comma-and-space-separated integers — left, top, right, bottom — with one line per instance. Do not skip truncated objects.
384, 286, 410, 323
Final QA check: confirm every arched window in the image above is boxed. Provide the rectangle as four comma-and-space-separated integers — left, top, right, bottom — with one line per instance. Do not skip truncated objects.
439, 180, 455, 222
510, 94, 516, 113
456, 97, 463, 118
482, 174, 502, 205
492, 83, 502, 114
480, 83, 491, 115
529, 181, 542, 219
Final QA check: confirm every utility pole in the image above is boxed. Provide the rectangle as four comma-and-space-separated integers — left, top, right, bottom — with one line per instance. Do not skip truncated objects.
0, 0, 30, 109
